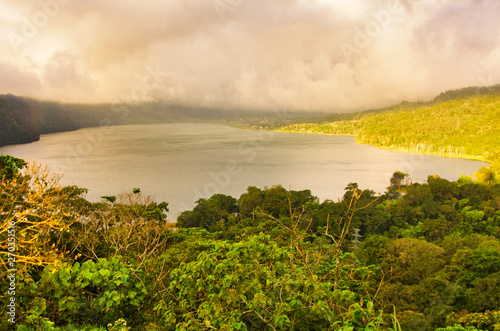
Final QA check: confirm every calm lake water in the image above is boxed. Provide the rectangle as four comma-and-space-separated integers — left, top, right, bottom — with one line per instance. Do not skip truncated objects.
0, 123, 489, 220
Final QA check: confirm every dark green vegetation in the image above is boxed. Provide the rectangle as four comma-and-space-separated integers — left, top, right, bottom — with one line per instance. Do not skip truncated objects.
0, 94, 322, 148
0, 96, 39, 146
278, 85, 500, 163
1, 156, 500, 330
0, 94, 127, 147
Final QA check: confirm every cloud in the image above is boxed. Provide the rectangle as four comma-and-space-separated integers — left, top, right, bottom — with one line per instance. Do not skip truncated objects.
0, 61, 42, 95
43, 51, 95, 89
1, 0, 499, 111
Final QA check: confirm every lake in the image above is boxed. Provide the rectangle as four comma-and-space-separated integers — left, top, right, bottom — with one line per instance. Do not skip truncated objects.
0, 123, 489, 220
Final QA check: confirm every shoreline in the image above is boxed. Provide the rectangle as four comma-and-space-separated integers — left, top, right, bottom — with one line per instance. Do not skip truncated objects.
8, 120, 489, 166
236, 124, 492, 165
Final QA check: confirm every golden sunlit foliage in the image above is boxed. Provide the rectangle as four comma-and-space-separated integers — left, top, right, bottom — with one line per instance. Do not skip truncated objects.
0, 162, 76, 269
279, 93, 500, 163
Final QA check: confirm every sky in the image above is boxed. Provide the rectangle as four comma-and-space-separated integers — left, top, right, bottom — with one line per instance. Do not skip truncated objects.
0, 0, 499, 112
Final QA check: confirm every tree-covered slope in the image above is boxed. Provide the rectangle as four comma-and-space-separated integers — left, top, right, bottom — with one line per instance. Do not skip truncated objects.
278, 86, 500, 162
0, 95, 234, 147
0, 94, 313, 147
0, 94, 121, 147
0, 96, 39, 146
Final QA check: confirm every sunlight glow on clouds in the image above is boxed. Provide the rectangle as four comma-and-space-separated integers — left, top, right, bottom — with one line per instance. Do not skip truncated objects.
0, 0, 499, 111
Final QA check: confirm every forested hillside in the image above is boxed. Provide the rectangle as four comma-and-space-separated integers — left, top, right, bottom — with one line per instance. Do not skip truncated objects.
1, 155, 499, 330
0, 94, 313, 148
0, 96, 39, 146
278, 85, 500, 163
0, 94, 123, 147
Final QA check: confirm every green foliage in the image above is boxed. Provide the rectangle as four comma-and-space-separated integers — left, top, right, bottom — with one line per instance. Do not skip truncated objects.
278, 90, 500, 163
0, 94, 114, 147
435, 325, 481, 331
5, 154, 500, 330
0, 154, 27, 180
15, 257, 147, 328
177, 193, 238, 235
445, 310, 500, 331
108, 319, 132, 331
155, 234, 359, 330
100, 195, 117, 203
335, 301, 386, 331
475, 167, 497, 186
389, 171, 411, 193
238, 186, 265, 219
0, 95, 39, 146
16, 316, 130, 331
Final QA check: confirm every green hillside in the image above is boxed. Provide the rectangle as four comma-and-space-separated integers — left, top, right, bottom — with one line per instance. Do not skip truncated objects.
0, 96, 39, 146
278, 86, 500, 163
0, 94, 315, 148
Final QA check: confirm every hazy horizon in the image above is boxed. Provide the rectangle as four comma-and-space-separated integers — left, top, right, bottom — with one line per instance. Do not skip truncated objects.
1, 0, 499, 112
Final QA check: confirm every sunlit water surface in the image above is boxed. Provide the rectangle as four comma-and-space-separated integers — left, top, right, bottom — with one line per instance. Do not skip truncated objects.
0, 123, 489, 220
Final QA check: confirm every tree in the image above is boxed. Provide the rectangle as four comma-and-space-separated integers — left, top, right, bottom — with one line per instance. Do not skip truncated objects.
324, 189, 378, 290
381, 238, 445, 285
474, 167, 496, 186
0, 155, 26, 180
176, 194, 237, 232
260, 185, 291, 218
1, 161, 77, 269
69, 190, 170, 263
238, 186, 264, 219
389, 171, 410, 192
427, 175, 459, 201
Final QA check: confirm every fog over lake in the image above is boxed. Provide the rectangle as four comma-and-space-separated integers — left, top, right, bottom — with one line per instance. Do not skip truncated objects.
0, 123, 489, 220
